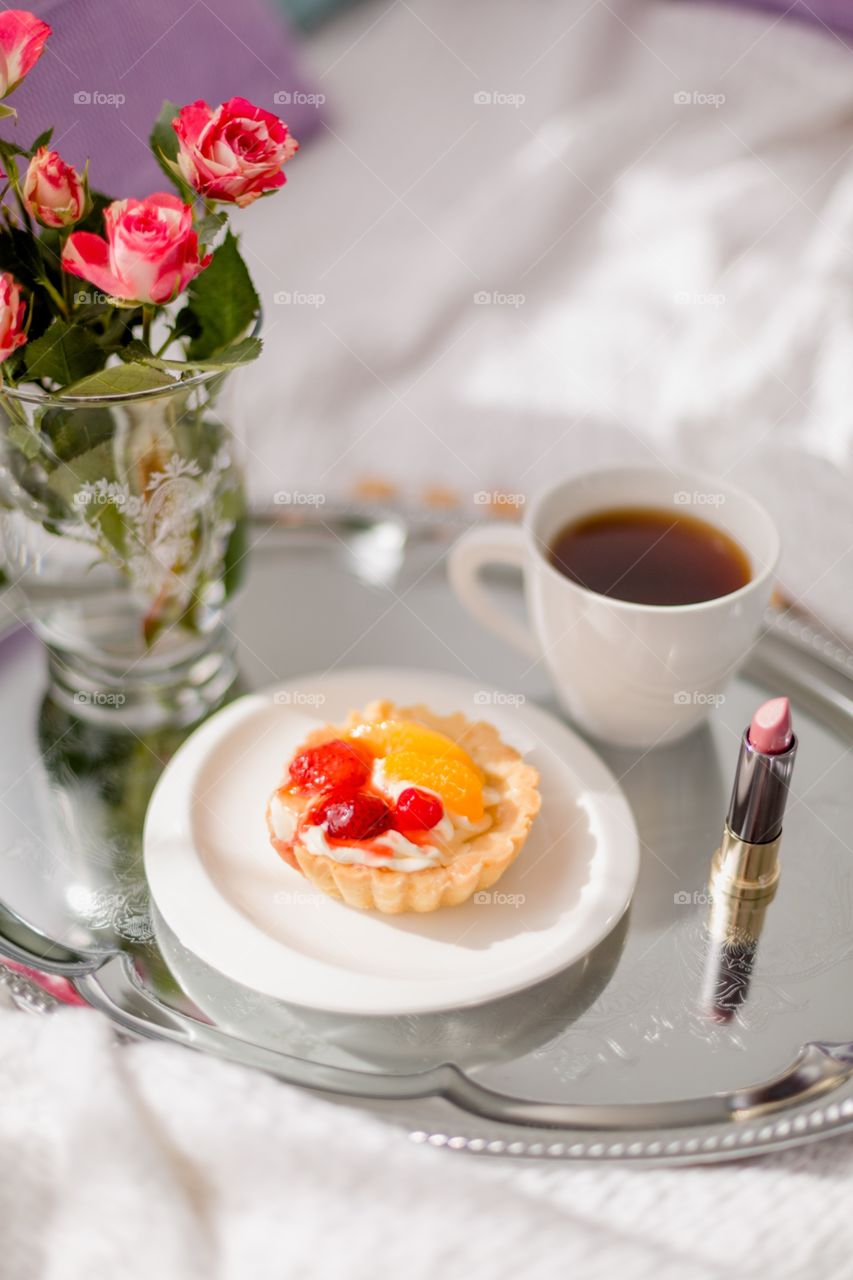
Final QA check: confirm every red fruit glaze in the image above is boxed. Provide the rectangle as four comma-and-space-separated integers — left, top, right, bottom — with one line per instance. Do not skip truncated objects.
289, 739, 371, 794
393, 787, 444, 833
309, 790, 392, 841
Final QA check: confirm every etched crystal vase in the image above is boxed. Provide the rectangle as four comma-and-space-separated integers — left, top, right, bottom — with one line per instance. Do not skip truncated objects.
0, 369, 246, 728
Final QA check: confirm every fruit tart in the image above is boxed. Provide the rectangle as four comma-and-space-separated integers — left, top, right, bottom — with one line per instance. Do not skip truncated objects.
266, 699, 540, 914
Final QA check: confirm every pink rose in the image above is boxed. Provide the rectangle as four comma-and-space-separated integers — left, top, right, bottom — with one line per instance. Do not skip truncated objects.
0, 273, 27, 362
62, 193, 211, 305
23, 148, 86, 229
0, 9, 50, 98
173, 96, 298, 208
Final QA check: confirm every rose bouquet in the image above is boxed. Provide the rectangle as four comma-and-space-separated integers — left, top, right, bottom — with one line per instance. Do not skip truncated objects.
0, 10, 297, 688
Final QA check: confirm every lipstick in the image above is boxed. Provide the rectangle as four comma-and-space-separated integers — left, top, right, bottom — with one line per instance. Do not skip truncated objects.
711, 696, 797, 895
703, 697, 797, 1021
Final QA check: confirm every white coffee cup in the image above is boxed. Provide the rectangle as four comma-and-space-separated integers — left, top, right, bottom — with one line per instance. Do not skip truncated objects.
448, 466, 779, 748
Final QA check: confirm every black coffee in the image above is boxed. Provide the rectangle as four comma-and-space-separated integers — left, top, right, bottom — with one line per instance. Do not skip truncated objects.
548, 506, 751, 606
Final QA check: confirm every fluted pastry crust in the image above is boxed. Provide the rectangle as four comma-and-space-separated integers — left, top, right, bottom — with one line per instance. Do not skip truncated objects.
268, 699, 541, 914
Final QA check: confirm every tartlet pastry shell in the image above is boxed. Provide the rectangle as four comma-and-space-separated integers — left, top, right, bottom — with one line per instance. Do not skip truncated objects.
269, 699, 540, 914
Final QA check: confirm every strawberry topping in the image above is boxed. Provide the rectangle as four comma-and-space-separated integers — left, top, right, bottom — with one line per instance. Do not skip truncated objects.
392, 786, 444, 833
308, 789, 393, 841
288, 739, 371, 794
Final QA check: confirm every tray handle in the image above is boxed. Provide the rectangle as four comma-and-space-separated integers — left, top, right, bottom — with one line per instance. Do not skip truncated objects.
0, 900, 115, 977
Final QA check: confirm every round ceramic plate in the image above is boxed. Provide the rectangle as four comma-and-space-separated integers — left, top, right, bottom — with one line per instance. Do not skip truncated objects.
143, 668, 640, 1016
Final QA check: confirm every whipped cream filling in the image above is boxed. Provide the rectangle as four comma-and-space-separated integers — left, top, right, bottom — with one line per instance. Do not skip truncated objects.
300, 822, 440, 871
270, 757, 497, 872
269, 793, 299, 843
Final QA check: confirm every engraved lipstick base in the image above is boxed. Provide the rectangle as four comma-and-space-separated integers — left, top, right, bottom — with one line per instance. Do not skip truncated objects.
704, 828, 781, 1021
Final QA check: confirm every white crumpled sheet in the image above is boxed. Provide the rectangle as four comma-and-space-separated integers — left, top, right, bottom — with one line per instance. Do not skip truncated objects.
2, 999, 853, 1280
238, 0, 853, 644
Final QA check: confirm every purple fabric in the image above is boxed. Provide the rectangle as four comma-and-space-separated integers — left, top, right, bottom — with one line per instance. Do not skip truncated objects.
8, 0, 323, 198
710, 0, 853, 35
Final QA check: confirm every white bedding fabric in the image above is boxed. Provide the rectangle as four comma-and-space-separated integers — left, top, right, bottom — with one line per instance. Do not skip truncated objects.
7, 3, 853, 1276
238, 0, 853, 644
3, 999, 853, 1280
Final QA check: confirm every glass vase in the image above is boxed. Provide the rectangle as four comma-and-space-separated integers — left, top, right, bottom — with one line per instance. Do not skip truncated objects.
0, 369, 246, 729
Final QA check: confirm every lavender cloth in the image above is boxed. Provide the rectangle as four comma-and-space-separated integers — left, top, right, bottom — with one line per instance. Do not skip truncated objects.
708, 0, 853, 35
7, 0, 323, 198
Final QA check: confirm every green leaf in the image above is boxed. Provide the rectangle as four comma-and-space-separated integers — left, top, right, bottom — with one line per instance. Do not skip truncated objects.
202, 335, 261, 367
38, 404, 115, 464
62, 364, 176, 398
45, 439, 116, 507
190, 335, 261, 367
5, 416, 43, 461
173, 305, 201, 345
184, 231, 259, 361
95, 501, 128, 559
25, 320, 106, 387
124, 335, 262, 372
0, 227, 42, 290
149, 100, 191, 199
116, 339, 153, 363
0, 139, 31, 159
31, 127, 54, 153
195, 209, 227, 250
222, 511, 248, 598
0, 105, 16, 121
2, 348, 28, 383
0, 224, 59, 340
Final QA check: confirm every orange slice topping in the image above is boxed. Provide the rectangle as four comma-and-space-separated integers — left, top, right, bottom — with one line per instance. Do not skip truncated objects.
347, 718, 485, 821
382, 750, 484, 822
348, 719, 471, 763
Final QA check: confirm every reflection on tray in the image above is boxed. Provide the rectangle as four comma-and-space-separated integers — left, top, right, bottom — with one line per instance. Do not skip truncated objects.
36, 690, 236, 946
701, 885, 777, 1024
152, 905, 630, 1074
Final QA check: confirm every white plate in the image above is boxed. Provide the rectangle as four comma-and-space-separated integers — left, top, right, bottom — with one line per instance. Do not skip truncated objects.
144, 668, 640, 1016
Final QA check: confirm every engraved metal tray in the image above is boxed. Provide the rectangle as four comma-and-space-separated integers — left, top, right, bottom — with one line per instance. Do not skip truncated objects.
3, 513, 853, 1166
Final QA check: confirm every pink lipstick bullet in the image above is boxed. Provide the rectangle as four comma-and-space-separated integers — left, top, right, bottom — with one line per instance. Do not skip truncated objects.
748, 696, 793, 756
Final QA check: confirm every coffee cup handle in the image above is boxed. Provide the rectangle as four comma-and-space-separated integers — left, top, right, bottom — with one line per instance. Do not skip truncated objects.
448, 524, 539, 659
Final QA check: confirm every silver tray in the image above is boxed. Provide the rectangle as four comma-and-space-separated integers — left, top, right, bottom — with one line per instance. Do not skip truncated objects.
3, 513, 853, 1166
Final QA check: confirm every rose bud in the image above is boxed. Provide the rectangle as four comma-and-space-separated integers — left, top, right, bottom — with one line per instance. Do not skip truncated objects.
23, 148, 87, 229
62, 192, 211, 306
0, 273, 27, 362
173, 96, 298, 208
0, 10, 50, 98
